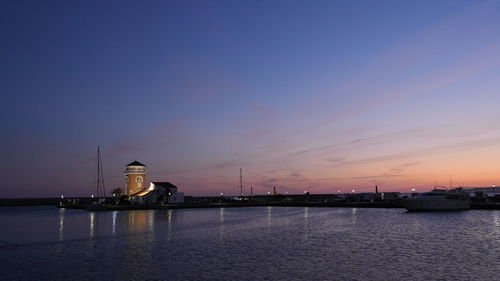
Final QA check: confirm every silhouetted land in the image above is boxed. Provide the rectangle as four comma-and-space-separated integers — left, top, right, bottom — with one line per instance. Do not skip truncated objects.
0, 197, 95, 207
2, 195, 499, 210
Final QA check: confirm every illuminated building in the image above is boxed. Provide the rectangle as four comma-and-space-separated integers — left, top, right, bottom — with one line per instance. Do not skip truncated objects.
124, 161, 147, 196
124, 161, 184, 204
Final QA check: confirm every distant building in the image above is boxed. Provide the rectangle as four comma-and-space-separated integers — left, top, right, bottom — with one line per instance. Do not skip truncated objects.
124, 161, 184, 204
462, 186, 500, 201
134, 182, 184, 204
124, 161, 147, 196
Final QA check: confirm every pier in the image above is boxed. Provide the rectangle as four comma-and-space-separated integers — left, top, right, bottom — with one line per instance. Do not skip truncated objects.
49, 192, 500, 211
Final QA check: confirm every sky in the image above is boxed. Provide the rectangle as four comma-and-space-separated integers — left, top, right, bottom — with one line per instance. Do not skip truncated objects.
2, 0, 500, 198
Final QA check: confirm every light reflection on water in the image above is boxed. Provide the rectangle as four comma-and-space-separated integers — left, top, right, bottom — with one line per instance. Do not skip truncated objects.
166, 209, 173, 241
111, 211, 117, 235
267, 206, 272, 228
58, 208, 64, 241
0, 206, 499, 281
219, 207, 224, 241
89, 212, 95, 238
493, 211, 499, 234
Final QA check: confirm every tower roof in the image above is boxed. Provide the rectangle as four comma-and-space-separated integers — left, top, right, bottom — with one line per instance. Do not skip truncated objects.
125, 160, 146, 167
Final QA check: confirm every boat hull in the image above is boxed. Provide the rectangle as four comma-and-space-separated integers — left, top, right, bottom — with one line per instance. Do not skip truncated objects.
402, 198, 470, 211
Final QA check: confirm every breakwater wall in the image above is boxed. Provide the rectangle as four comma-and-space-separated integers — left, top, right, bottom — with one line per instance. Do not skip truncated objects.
0, 197, 101, 207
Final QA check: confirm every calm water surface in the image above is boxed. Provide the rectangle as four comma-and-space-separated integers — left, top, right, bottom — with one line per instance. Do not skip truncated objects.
0, 206, 499, 280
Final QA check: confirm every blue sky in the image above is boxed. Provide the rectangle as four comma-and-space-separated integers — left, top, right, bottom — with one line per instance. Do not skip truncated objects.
2, 0, 500, 197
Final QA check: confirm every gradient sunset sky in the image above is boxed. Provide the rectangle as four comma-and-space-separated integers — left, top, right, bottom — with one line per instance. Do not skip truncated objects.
2, 0, 500, 197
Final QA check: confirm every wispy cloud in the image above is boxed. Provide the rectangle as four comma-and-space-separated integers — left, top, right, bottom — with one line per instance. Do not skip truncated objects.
249, 101, 274, 114
287, 128, 423, 157
336, 137, 500, 167
351, 174, 401, 180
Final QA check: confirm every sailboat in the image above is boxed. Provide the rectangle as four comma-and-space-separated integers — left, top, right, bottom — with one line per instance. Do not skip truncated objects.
57, 147, 106, 208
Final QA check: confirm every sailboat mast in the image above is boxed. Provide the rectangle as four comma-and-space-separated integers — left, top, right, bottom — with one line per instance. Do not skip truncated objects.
96, 146, 106, 198
240, 168, 243, 196
97, 146, 100, 198
99, 147, 106, 197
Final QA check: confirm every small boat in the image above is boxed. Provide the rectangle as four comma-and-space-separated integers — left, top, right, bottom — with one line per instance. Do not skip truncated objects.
401, 188, 470, 211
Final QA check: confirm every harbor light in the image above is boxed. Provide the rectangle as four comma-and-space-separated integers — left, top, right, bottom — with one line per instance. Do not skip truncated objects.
352, 189, 355, 193
91, 195, 94, 198
61, 195, 64, 199
267, 191, 270, 195
412, 188, 416, 193
220, 192, 223, 196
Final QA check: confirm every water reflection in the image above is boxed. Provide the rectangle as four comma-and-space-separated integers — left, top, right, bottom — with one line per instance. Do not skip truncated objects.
267, 206, 272, 228
89, 212, 95, 238
121, 211, 156, 279
493, 211, 499, 235
219, 208, 225, 240
112, 211, 117, 235
167, 209, 173, 225
127, 211, 149, 233
166, 209, 173, 241
351, 208, 358, 225
2, 206, 500, 281
58, 208, 65, 241
148, 211, 155, 232
304, 207, 309, 239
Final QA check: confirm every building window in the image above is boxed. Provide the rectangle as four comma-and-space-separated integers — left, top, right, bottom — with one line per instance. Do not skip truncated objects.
136, 176, 143, 183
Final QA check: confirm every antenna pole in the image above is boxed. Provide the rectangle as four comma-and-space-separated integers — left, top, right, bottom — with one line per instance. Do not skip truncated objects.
100, 148, 105, 197
97, 146, 100, 198
240, 168, 243, 196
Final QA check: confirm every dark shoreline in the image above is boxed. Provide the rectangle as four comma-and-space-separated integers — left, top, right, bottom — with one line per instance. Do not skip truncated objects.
82, 201, 500, 211
81, 200, 403, 211
2, 197, 499, 210
0, 197, 63, 207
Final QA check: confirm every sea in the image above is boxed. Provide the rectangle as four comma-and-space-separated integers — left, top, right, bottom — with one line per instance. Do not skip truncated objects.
0, 206, 498, 281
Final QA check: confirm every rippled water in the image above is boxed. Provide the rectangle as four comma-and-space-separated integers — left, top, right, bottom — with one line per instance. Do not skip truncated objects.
0, 206, 499, 280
